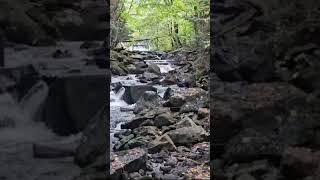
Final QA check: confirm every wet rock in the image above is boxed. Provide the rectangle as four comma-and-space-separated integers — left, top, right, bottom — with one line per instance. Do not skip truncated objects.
74, 105, 107, 167
133, 126, 159, 137
123, 85, 157, 104
134, 91, 162, 114
121, 115, 153, 130
126, 136, 153, 149
114, 130, 132, 138
163, 93, 186, 109
111, 82, 123, 93
127, 64, 143, 74
147, 63, 161, 75
177, 73, 197, 88
163, 87, 174, 100
114, 134, 135, 151
111, 61, 127, 76
142, 72, 161, 81
172, 117, 197, 129
154, 113, 176, 128
148, 134, 177, 154
44, 71, 108, 135
180, 95, 208, 113
166, 126, 208, 146
111, 148, 147, 179
162, 72, 178, 85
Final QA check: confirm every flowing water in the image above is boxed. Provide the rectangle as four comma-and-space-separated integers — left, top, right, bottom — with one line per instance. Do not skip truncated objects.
110, 57, 177, 151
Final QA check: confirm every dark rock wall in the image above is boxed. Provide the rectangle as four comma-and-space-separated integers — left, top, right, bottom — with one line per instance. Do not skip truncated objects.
0, 0, 108, 45
211, 0, 320, 179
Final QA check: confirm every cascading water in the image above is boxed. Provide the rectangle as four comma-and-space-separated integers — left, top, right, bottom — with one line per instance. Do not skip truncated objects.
110, 55, 177, 151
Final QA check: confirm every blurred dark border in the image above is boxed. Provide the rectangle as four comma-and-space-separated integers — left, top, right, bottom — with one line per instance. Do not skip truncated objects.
0, 0, 110, 179
211, 0, 320, 179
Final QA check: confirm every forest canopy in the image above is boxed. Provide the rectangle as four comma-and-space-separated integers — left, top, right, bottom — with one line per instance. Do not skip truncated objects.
111, 0, 210, 51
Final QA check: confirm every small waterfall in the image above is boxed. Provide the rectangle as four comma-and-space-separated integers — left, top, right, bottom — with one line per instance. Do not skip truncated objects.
115, 87, 125, 101
0, 82, 56, 143
158, 64, 175, 74
20, 81, 49, 124
144, 60, 176, 74
111, 87, 127, 107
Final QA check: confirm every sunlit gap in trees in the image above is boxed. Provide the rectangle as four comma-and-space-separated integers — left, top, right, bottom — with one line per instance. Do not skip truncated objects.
111, 0, 210, 51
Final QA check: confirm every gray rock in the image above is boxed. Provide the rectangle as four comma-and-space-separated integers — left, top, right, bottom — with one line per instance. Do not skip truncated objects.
148, 134, 177, 154
154, 113, 176, 128
111, 148, 147, 178
134, 91, 162, 114
44, 72, 108, 135
147, 63, 161, 75
123, 85, 157, 104
166, 126, 208, 146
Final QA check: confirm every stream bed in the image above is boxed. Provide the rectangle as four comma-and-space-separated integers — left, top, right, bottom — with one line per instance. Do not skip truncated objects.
110, 50, 210, 179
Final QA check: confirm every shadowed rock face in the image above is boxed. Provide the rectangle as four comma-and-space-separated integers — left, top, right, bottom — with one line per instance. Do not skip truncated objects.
0, 0, 108, 45
44, 72, 108, 135
211, 1, 320, 179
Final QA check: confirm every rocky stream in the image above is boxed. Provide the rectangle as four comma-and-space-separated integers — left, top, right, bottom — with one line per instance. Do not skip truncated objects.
110, 48, 210, 179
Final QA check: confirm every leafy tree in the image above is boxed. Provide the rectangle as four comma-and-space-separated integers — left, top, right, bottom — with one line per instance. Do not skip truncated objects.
118, 0, 209, 51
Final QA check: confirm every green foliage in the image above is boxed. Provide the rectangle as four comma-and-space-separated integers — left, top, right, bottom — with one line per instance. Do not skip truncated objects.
119, 0, 209, 51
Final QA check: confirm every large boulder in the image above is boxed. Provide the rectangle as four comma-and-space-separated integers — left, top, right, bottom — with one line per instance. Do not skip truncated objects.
154, 113, 177, 128
44, 71, 108, 135
166, 125, 208, 146
122, 85, 157, 104
133, 91, 162, 114
110, 61, 128, 76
